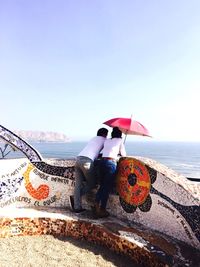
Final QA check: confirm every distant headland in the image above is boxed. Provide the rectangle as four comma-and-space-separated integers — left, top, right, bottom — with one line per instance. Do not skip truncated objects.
14, 130, 70, 143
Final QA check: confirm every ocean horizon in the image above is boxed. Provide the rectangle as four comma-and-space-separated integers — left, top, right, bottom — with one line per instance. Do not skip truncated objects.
3, 140, 200, 180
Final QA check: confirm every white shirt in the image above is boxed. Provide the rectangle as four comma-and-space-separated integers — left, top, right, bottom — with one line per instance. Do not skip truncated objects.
78, 136, 106, 160
101, 138, 126, 159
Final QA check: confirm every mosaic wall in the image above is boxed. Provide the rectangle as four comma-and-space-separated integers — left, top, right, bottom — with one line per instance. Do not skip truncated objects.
0, 125, 42, 162
0, 124, 199, 250
0, 158, 75, 208
0, 213, 174, 267
114, 158, 200, 249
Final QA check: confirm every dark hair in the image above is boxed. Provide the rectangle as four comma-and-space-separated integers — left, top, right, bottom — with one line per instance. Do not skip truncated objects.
97, 127, 108, 137
111, 127, 122, 138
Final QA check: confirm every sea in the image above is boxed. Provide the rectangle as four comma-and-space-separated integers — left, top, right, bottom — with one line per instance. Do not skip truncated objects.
4, 141, 200, 181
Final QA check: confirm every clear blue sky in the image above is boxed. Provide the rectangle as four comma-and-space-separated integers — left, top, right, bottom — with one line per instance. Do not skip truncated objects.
1, 0, 200, 141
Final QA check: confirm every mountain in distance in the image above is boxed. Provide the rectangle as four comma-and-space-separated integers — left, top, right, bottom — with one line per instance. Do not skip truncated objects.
14, 130, 71, 143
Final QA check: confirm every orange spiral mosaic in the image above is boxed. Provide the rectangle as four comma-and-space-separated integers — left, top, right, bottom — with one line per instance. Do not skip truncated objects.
117, 158, 151, 206
23, 163, 49, 200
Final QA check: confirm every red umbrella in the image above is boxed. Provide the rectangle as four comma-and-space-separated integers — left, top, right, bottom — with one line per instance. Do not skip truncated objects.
103, 117, 151, 137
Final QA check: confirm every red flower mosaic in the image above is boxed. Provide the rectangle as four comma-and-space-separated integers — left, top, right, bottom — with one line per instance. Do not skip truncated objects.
117, 158, 156, 213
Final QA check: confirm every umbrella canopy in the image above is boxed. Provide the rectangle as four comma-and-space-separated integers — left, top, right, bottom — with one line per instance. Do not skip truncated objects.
103, 117, 151, 137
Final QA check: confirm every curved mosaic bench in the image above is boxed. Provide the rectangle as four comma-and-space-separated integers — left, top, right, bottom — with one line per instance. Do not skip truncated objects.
0, 207, 200, 267
0, 124, 200, 265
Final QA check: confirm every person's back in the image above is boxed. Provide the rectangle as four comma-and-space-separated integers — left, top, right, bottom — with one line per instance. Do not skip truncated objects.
94, 127, 126, 218
69, 127, 108, 213
78, 136, 106, 160
101, 138, 126, 159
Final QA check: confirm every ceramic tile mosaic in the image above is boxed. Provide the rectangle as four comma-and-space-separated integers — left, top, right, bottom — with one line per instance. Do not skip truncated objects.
0, 207, 199, 266
0, 124, 199, 251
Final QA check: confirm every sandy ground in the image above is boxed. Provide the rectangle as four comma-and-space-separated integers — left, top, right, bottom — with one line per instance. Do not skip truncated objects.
0, 235, 137, 267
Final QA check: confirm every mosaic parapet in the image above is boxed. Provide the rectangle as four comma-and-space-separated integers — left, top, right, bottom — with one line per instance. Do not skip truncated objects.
0, 124, 199, 250
0, 125, 42, 162
114, 157, 200, 249
0, 207, 199, 267
0, 157, 199, 251
45, 156, 200, 250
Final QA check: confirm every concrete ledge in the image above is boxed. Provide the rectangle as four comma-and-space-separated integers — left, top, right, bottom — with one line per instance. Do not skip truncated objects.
0, 207, 199, 267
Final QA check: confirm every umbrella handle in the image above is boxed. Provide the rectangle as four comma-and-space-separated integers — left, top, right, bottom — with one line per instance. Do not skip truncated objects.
123, 133, 127, 144
123, 114, 132, 144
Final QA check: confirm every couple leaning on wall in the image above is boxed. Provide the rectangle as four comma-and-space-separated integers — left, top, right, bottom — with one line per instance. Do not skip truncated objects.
68, 127, 126, 218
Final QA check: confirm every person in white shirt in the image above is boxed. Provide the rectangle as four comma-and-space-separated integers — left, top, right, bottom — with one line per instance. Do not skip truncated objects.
94, 127, 126, 218
69, 128, 108, 213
